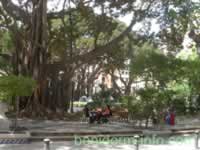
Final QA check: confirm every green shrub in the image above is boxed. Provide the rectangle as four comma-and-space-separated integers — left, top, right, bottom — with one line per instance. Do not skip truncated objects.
73, 101, 87, 107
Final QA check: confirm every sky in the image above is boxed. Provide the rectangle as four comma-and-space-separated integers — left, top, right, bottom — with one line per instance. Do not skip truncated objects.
120, 15, 160, 34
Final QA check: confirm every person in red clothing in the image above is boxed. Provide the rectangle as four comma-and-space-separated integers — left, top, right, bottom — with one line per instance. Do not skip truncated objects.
101, 105, 112, 123
96, 105, 112, 123
170, 110, 175, 126
102, 105, 112, 117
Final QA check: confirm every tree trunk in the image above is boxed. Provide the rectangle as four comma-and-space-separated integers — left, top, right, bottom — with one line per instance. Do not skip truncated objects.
70, 81, 75, 113
12, 0, 55, 118
145, 117, 149, 128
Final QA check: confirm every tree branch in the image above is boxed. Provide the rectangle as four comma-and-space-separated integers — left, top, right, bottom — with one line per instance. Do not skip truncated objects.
87, 63, 103, 84
109, 72, 122, 94
0, 53, 12, 62
117, 68, 127, 87
72, 11, 147, 63
0, 0, 30, 24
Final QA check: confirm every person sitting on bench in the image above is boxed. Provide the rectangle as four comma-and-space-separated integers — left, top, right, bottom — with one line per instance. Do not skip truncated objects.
84, 105, 96, 124
89, 108, 97, 124
102, 105, 112, 117
96, 105, 112, 123
84, 105, 90, 118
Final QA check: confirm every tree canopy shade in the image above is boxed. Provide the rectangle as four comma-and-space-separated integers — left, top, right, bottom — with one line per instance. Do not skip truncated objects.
0, 0, 156, 117
124, 40, 200, 120
156, 0, 200, 50
0, 0, 199, 117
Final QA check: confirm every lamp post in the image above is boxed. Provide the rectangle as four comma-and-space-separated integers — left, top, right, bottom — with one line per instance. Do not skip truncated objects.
195, 130, 200, 149
134, 135, 140, 150
44, 138, 51, 150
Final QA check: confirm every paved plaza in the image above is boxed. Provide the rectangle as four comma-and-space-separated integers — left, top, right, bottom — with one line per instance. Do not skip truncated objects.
18, 116, 200, 132
0, 117, 200, 150
18, 119, 143, 133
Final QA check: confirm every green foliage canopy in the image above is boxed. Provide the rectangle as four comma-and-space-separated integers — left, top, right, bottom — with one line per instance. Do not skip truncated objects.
0, 75, 36, 101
